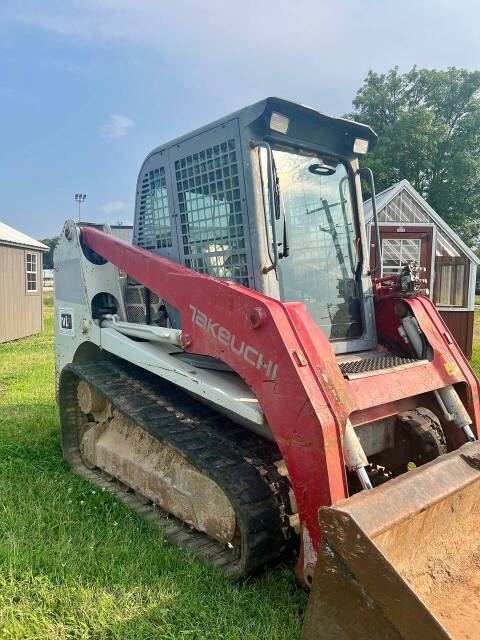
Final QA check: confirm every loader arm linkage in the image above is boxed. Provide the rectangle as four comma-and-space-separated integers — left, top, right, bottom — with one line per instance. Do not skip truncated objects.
81, 225, 480, 592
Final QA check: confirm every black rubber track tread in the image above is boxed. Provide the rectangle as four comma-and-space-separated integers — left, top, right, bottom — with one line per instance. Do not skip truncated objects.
58, 360, 295, 580
397, 408, 448, 464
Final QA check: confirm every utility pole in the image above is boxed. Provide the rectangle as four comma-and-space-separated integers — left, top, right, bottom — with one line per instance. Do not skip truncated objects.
74, 194, 87, 221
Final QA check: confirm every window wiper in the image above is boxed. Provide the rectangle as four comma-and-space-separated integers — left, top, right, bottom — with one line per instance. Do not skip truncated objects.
280, 215, 289, 258
272, 156, 281, 222
272, 156, 289, 259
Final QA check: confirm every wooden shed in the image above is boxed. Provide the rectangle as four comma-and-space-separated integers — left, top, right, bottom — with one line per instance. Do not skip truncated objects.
364, 180, 479, 359
0, 221, 48, 343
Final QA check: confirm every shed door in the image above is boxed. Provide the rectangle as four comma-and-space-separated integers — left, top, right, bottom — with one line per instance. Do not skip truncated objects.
370, 226, 433, 292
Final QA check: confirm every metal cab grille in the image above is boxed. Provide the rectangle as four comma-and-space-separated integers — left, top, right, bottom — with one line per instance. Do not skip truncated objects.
175, 137, 250, 287
137, 166, 172, 251
124, 284, 160, 324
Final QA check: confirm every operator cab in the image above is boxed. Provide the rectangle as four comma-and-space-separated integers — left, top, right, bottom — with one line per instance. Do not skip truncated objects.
131, 97, 378, 355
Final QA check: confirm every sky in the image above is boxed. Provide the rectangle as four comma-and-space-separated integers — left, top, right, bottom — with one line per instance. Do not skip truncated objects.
1, 0, 480, 241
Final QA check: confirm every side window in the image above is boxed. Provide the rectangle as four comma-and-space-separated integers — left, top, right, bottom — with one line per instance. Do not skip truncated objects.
136, 167, 172, 251
174, 138, 250, 287
26, 252, 38, 292
434, 256, 469, 307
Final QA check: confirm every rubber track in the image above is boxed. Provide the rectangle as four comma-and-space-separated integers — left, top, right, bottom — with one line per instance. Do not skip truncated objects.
59, 360, 294, 580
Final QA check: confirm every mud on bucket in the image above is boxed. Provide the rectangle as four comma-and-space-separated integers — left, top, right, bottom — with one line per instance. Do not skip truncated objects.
302, 441, 480, 640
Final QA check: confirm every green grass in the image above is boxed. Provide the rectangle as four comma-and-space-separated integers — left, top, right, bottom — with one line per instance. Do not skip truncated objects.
0, 296, 306, 640
2, 294, 480, 640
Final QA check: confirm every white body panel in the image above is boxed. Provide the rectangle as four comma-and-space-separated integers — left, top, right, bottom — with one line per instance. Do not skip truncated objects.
99, 327, 266, 429
54, 221, 268, 436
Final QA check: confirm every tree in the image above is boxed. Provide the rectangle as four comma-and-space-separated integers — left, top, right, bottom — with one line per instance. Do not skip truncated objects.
348, 67, 480, 247
40, 236, 59, 270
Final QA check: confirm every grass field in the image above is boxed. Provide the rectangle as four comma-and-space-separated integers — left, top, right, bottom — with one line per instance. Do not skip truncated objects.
0, 294, 306, 640
1, 299, 480, 640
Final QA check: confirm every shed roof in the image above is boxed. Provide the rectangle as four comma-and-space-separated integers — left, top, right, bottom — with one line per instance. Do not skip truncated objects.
0, 221, 48, 251
363, 179, 479, 265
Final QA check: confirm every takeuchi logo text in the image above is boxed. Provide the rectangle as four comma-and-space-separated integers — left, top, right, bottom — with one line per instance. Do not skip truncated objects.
189, 304, 278, 380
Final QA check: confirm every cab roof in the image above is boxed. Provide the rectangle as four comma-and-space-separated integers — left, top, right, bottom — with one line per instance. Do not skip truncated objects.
144, 97, 377, 162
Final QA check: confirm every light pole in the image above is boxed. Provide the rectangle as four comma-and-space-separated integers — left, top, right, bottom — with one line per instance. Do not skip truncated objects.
74, 194, 87, 221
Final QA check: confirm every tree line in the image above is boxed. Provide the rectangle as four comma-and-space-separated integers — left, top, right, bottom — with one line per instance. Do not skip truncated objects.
348, 66, 480, 251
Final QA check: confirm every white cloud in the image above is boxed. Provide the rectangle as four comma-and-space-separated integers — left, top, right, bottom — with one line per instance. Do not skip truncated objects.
101, 200, 129, 214
8, 0, 480, 117
100, 114, 135, 139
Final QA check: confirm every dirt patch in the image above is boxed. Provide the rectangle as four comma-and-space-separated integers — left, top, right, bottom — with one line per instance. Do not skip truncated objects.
79, 405, 237, 543
425, 551, 480, 640
375, 476, 480, 639
77, 381, 113, 422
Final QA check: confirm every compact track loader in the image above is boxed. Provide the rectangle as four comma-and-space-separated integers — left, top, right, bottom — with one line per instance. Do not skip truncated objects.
54, 98, 480, 638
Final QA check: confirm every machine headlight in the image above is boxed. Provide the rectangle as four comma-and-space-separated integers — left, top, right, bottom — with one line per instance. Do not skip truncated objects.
270, 112, 290, 134
353, 138, 369, 154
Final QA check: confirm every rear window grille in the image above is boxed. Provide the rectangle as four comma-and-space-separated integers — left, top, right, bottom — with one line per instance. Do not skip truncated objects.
124, 285, 161, 324
175, 138, 249, 287
136, 166, 172, 251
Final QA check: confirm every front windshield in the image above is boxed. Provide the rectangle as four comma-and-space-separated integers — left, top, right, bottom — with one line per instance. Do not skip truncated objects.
264, 148, 362, 340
